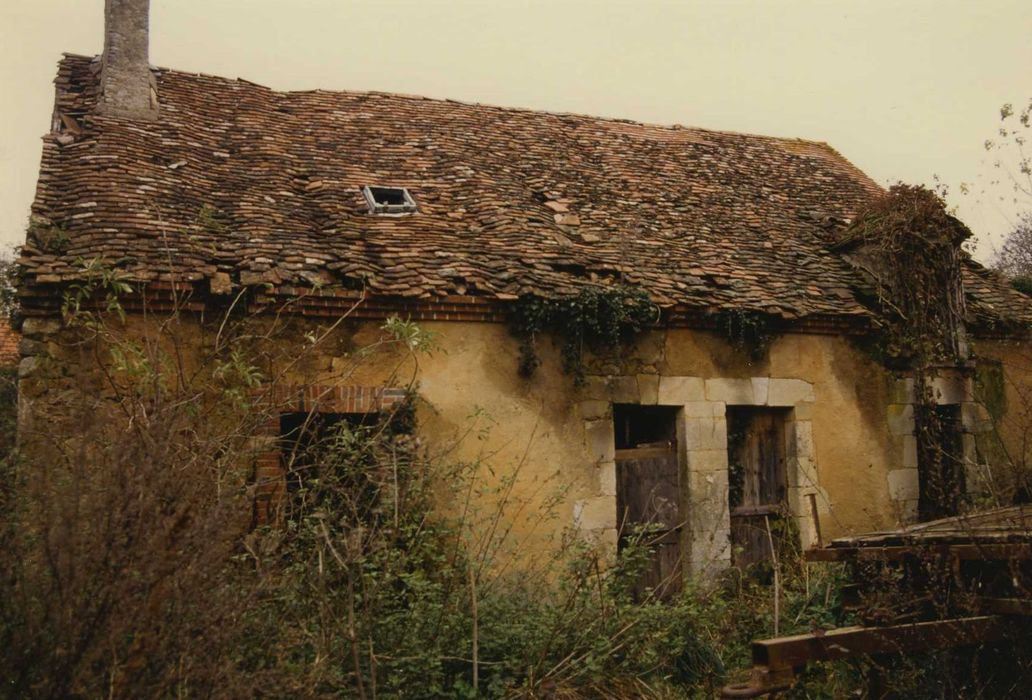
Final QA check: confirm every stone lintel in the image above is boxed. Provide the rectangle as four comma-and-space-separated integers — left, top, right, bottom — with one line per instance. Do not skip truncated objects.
657, 375, 705, 404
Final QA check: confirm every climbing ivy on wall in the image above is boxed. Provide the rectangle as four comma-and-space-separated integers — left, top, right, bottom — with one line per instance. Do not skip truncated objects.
846, 184, 972, 519
509, 285, 659, 385
847, 183, 969, 367
710, 308, 780, 362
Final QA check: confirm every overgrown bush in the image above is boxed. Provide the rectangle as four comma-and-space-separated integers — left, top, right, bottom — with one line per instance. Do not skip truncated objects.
16, 265, 1023, 698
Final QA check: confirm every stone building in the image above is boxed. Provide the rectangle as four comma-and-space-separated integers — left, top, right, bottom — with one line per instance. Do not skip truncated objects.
0, 319, 19, 368
16, 0, 1032, 584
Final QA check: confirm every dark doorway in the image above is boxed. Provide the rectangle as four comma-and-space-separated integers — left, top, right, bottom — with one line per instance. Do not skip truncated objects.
916, 404, 966, 521
613, 404, 684, 600
727, 406, 791, 569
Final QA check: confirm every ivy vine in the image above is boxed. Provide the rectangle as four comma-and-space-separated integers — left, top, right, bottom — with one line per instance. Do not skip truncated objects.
509, 285, 659, 385
844, 184, 971, 519
710, 309, 779, 362
845, 183, 969, 367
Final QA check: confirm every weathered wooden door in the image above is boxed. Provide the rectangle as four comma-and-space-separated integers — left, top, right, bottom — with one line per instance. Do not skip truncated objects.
616, 446, 684, 599
727, 408, 789, 569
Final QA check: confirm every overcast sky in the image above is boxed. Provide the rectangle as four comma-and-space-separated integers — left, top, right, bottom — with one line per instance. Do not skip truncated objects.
2, 0, 1030, 262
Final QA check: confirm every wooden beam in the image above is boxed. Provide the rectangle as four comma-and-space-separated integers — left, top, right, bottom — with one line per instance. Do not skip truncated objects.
805, 543, 1032, 563
722, 616, 1017, 699
979, 598, 1032, 616
753, 616, 1012, 670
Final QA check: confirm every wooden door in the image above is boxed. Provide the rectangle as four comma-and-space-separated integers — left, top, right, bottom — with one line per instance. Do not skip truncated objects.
616, 446, 684, 599
727, 408, 789, 569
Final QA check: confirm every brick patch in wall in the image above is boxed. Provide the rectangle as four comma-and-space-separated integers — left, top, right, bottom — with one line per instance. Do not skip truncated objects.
257, 383, 408, 414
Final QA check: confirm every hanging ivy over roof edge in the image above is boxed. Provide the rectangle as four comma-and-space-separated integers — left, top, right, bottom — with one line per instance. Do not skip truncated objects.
509, 285, 660, 385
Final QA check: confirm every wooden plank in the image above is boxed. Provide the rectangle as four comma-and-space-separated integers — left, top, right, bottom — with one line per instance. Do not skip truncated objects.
731, 504, 782, 517
979, 598, 1032, 616
728, 407, 789, 568
617, 450, 680, 528
805, 543, 1032, 563
723, 617, 1016, 698
825, 505, 1032, 548
753, 616, 1013, 671
614, 446, 678, 460
616, 449, 684, 599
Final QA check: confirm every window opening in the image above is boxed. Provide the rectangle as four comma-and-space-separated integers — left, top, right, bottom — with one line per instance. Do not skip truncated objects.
362, 185, 417, 214
613, 404, 678, 450
279, 412, 381, 499
281, 413, 354, 491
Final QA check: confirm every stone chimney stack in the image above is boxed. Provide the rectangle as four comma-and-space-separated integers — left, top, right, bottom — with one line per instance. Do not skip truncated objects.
97, 0, 158, 120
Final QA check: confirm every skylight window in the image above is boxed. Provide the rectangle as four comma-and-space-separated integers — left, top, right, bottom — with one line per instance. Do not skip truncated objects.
363, 186, 417, 214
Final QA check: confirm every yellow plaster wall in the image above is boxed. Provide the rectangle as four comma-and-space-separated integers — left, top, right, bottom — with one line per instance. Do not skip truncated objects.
259, 320, 903, 543
970, 338, 1032, 496
30, 313, 1032, 564
658, 329, 897, 538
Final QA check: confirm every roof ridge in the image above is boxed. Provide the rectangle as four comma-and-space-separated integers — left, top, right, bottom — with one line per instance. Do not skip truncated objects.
58, 52, 852, 155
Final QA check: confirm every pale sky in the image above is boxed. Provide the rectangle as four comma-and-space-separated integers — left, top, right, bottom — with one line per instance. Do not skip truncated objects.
2, 0, 1030, 262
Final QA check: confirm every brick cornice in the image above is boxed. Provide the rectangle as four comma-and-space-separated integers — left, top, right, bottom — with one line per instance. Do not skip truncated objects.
19, 281, 881, 335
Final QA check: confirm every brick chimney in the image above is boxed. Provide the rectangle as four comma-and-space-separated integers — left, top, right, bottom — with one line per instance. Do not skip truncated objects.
96, 0, 158, 120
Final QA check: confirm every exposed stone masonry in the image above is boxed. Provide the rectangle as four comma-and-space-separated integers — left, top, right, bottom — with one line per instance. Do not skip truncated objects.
97, 0, 158, 121
885, 371, 994, 521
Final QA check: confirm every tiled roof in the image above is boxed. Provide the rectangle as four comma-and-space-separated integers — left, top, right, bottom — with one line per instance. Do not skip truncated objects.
962, 264, 1032, 331
18, 54, 1032, 329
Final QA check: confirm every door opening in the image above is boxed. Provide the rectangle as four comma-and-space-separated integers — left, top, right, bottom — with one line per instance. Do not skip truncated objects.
613, 404, 684, 600
727, 406, 792, 571
916, 404, 966, 521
